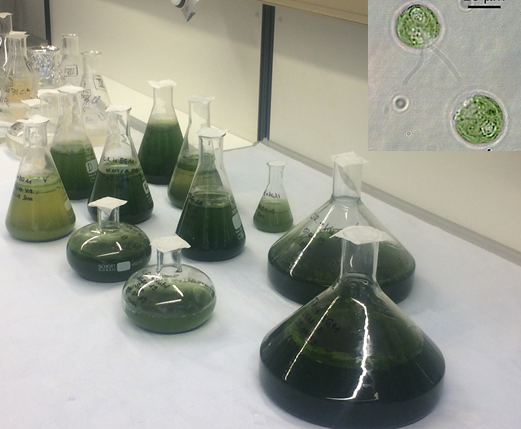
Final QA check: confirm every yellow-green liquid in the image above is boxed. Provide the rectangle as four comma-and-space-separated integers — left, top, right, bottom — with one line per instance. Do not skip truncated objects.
168, 155, 198, 208
5, 173, 76, 241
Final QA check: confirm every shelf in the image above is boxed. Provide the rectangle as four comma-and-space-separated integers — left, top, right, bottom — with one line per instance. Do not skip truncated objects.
258, 0, 368, 24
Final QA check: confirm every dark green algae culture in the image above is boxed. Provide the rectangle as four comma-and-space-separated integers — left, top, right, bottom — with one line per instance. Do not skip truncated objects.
260, 279, 445, 429
66, 221, 151, 282
138, 120, 184, 184
50, 142, 98, 200
268, 231, 415, 304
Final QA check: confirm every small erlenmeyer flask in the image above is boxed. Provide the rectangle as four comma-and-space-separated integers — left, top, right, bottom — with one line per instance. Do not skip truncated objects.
260, 226, 445, 429
88, 105, 154, 224
138, 80, 184, 184
1, 31, 35, 121
168, 95, 212, 208
253, 161, 293, 233
80, 50, 111, 146
176, 127, 245, 261
122, 235, 216, 333
268, 152, 415, 305
67, 197, 151, 282
50, 85, 98, 200
60, 34, 81, 86
5, 115, 76, 241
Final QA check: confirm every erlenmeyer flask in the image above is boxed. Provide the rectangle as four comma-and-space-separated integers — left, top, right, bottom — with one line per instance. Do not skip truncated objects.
122, 235, 216, 333
138, 80, 184, 184
5, 115, 76, 241
60, 34, 81, 86
88, 105, 154, 224
168, 95, 212, 208
67, 197, 151, 282
260, 226, 445, 429
1, 32, 35, 121
50, 85, 98, 200
268, 152, 415, 305
80, 51, 111, 146
253, 160, 293, 233
176, 127, 245, 261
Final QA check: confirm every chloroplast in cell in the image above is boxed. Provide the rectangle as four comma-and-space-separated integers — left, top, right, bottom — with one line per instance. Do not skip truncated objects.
453, 94, 504, 145
395, 4, 440, 48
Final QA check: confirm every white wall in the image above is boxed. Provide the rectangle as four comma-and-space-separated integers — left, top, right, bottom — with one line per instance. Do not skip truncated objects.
49, 0, 521, 255
50, 0, 262, 143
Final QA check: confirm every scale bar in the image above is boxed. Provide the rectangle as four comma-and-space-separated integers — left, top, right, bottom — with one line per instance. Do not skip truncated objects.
468, 5, 502, 8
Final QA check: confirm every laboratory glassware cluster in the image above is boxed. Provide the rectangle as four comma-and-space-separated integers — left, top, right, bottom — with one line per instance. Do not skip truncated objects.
0, 15, 445, 429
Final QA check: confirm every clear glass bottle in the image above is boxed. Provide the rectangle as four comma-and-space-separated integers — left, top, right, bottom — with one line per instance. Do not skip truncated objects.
176, 127, 245, 261
0, 12, 13, 83
1, 31, 35, 121
138, 80, 184, 184
268, 152, 415, 305
29, 45, 62, 91
88, 105, 154, 224
122, 235, 216, 333
5, 115, 76, 241
67, 197, 151, 282
260, 226, 445, 429
80, 50, 111, 146
168, 95, 212, 208
253, 160, 293, 233
50, 85, 98, 200
60, 34, 81, 86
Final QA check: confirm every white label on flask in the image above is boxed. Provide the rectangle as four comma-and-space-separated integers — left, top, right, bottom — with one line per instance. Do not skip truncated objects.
142, 181, 150, 195
64, 199, 72, 210
232, 213, 242, 230
86, 159, 98, 173
64, 65, 78, 77
93, 75, 106, 91
117, 261, 131, 272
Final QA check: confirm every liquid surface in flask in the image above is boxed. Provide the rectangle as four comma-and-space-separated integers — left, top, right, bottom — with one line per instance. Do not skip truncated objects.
168, 154, 198, 208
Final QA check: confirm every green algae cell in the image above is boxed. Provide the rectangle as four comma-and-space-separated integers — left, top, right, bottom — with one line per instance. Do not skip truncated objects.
396, 4, 440, 48
453, 94, 504, 145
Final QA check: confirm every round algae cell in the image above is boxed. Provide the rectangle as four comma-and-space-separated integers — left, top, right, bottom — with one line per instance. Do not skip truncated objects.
453, 94, 504, 144
396, 4, 440, 48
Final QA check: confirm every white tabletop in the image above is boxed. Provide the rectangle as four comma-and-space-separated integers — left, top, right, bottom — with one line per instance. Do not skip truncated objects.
0, 137, 520, 428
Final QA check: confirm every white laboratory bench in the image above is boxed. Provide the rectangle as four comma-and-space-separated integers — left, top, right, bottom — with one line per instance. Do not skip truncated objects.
0, 133, 520, 429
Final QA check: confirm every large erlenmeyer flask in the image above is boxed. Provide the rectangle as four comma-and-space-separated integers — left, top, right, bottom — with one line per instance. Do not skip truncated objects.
168, 95, 212, 208
138, 80, 184, 184
5, 115, 76, 241
176, 127, 245, 261
50, 85, 98, 200
260, 226, 445, 429
268, 152, 415, 304
88, 105, 154, 224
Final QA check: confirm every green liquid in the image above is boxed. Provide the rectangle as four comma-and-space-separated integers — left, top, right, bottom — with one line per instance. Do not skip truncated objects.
168, 155, 198, 208
123, 279, 216, 333
253, 198, 293, 233
138, 121, 184, 184
5, 174, 75, 241
260, 336, 444, 429
66, 222, 151, 282
268, 235, 415, 304
176, 190, 246, 261
51, 142, 98, 200
88, 166, 154, 224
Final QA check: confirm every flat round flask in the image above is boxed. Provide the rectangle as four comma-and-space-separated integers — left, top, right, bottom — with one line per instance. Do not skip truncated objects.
122, 235, 216, 333
260, 226, 445, 429
66, 197, 151, 282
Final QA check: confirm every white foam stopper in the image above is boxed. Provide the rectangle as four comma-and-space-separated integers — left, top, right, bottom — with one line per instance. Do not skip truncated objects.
21, 99, 41, 107
333, 226, 393, 245
106, 104, 131, 113
333, 152, 368, 168
153, 235, 191, 253
198, 127, 226, 139
19, 115, 50, 125
57, 84, 84, 94
88, 197, 127, 216
148, 80, 177, 89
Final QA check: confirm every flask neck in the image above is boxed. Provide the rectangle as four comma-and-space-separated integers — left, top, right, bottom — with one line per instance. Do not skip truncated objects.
188, 97, 211, 127
97, 206, 120, 230
266, 161, 286, 195
198, 135, 223, 168
0, 13, 13, 35
81, 51, 101, 77
156, 249, 183, 275
151, 85, 175, 116
107, 108, 131, 138
332, 160, 362, 200
62, 34, 79, 56
23, 121, 48, 148
340, 240, 378, 281
5, 35, 30, 72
